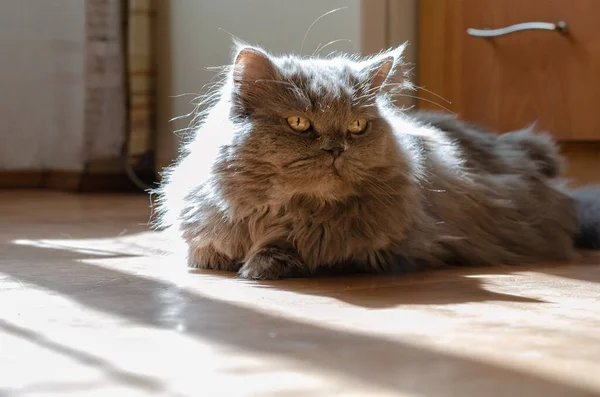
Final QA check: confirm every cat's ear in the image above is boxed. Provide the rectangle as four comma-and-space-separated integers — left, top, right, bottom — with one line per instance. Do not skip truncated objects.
360, 43, 407, 90
232, 46, 276, 93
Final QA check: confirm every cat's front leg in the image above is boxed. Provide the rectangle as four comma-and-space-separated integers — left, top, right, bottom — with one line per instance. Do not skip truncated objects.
188, 244, 241, 272
238, 246, 307, 280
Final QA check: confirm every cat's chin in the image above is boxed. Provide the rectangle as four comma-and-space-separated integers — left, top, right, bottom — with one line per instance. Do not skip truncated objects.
298, 174, 356, 201
273, 164, 358, 201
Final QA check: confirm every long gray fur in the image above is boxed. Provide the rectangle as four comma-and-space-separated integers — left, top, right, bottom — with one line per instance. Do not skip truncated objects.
154, 44, 599, 279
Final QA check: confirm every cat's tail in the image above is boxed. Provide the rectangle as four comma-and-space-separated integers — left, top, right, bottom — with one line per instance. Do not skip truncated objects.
570, 185, 600, 249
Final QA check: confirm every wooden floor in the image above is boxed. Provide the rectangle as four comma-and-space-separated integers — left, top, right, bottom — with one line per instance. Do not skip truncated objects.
1, 191, 600, 397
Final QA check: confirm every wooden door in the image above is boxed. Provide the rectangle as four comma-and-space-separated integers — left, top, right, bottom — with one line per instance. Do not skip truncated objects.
418, 0, 600, 141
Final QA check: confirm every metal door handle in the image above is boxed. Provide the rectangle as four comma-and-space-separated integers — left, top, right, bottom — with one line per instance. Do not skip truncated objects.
467, 21, 568, 38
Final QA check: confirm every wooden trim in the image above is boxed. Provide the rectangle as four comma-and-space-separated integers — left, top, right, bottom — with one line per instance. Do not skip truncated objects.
0, 171, 46, 189
0, 171, 152, 192
560, 143, 600, 187
78, 171, 154, 192
45, 171, 82, 191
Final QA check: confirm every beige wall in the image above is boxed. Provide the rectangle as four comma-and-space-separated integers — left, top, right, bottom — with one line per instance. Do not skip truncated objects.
0, 0, 127, 172
156, 0, 418, 170
0, 0, 86, 171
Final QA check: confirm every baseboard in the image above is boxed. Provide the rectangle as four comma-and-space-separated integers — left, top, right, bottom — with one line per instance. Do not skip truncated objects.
561, 143, 600, 187
0, 170, 154, 192
0, 171, 46, 189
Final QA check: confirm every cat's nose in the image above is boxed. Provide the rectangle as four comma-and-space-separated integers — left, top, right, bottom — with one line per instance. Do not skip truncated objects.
322, 147, 344, 159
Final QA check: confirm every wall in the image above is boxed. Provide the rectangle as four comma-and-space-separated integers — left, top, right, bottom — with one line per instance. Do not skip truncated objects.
0, 0, 126, 173
0, 0, 86, 171
155, 0, 418, 171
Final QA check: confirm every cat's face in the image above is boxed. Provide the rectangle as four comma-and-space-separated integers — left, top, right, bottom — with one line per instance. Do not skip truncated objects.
225, 45, 406, 201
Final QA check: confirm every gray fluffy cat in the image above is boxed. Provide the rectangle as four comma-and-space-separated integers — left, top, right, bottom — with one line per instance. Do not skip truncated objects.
155, 43, 600, 279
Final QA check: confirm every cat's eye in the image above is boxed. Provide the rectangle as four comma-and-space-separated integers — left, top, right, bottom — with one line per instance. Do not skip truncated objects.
287, 116, 311, 132
348, 118, 368, 134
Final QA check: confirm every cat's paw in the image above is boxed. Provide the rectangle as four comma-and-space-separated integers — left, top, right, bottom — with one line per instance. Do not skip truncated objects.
188, 244, 240, 271
238, 247, 306, 280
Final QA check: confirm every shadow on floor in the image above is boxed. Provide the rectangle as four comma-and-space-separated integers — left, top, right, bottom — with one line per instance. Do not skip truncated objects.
196, 268, 547, 308
1, 243, 597, 397
191, 252, 600, 308
0, 320, 183, 397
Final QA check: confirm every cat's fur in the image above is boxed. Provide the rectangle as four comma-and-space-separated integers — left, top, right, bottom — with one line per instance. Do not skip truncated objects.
155, 43, 600, 279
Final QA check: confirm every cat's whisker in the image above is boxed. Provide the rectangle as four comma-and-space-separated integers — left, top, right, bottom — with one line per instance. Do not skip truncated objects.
312, 42, 324, 56
366, 185, 398, 209
396, 104, 417, 112
383, 83, 452, 105
380, 83, 414, 92
314, 39, 353, 57
170, 92, 202, 99
368, 179, 399, 200
361, 178, 400, 208
413, 85, 452, 104
324, 50, 342, 59
367, 175, 401, 196
393, 94, 456, 114
206, 65, 229, 72
217, 27, 245, 45
300, 7, 348, 55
